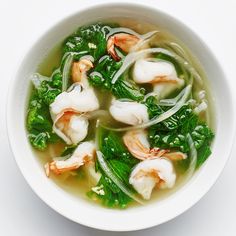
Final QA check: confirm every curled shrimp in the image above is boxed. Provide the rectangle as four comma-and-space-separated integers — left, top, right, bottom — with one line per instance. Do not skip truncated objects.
107, 33, 140, 61
109, 99, 149, 126
45, 141, 95, 176
123, 130, 187, 161
53, 109, 88, 145
50, 82, 99, 145
133, 59, 185, 99
129, 158, 176, 200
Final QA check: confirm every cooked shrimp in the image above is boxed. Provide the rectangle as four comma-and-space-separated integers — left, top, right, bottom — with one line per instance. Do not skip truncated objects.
72, 58, 93, 85
50, 84, 99, 144
129, 158, 176, 200
133, 58, 184, 99
50, 84, 99, 119
123, 130, 187, 161
53, 110, 88, 145
45, 141, 96, 176
123, 130, 168, 160
107, 33, 140, 61
109, 100, 149, 125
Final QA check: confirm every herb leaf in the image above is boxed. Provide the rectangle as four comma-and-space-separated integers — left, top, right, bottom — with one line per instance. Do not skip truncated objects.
146, 97, 214, 167
63, 23, 109, 61
27, 92, 60, 150
88, 128, 138, 208
89, 55, 144, 101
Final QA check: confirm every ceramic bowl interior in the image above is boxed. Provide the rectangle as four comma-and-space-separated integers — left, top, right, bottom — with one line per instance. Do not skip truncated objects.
7, 2, 235, 231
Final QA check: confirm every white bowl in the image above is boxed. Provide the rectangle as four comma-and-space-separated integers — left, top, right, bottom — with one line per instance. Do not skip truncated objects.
7, 2, 235, 231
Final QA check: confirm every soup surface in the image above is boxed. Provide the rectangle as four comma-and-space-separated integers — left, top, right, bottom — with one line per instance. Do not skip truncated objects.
26, 19, 215, 208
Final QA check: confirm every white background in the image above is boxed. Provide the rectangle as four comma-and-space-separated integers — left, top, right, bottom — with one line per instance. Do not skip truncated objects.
1, 0, 236, 235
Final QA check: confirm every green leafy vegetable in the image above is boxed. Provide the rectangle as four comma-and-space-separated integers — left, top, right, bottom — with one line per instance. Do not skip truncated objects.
88, 128, 139, 208
196, 143, 212, 168
146, 96, 214, 167
27, 57, 66, 150
113, 80, 144, 101
33, 71, 62, 105
89, 55, 144, 101
37, 81, 61, 105
145, 96, 193, 131
61, 144, 77, 157
95, 151, 143, 207
51, 71, 63, 88
88, 175, 132, 208
98, 128, 139, 166
63, 23, 110, 61
27, 48, 72, 150
27, 92, 60, 150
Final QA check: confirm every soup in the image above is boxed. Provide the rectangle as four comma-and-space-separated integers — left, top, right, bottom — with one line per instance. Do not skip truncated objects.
26, 19, 214, 208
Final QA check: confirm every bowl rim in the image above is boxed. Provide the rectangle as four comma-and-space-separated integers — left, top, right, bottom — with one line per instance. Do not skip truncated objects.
6, 1, 236, 231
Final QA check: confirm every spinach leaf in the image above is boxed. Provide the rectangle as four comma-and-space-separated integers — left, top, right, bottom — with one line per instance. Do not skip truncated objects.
27, 91, 60, 150
34, 71, 62, 105
61, 145, 77, 157
27, 97, 51, 131
145, 96, 163, 118
145, 96, 193, 131
146, 97, 214, 167
99, 130, 138, 166
88, 128, 138, 208
27, 63, 65, 150
88, 175, 132, 208
89, 55, 121, 89
89, 55, 144, 101
63, 23, 109, 61
196, 143, 212, 167
112, 80, 144, 101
